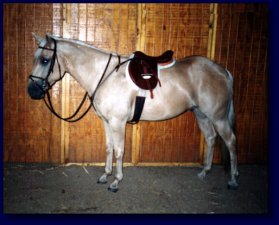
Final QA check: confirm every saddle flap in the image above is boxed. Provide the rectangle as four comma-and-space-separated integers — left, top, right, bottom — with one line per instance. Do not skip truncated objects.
128, 57, 158, 91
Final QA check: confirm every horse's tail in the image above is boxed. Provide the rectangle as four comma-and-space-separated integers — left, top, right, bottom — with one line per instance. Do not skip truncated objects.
219, 69, 235, 173
226, 69, 235, 129
228, 96, 235, 130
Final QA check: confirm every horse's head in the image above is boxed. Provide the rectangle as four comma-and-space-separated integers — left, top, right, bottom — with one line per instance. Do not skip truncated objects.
28, 33, 62, 99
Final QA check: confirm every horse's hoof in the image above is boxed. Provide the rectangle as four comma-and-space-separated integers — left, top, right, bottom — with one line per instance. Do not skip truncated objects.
197, 171, 207, 180
97, 179, 107, 184
227, 181, 239, 190
97, 173, 109, 184
108, 186, 119, 193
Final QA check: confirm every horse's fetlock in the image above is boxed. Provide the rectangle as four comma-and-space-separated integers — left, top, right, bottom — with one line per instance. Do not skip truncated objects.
105, 169, 112, 175
115, 174, 123, 181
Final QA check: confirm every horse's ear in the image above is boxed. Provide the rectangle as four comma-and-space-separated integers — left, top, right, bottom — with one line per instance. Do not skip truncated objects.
46, 33, 54, 43
32, 32, 44, 45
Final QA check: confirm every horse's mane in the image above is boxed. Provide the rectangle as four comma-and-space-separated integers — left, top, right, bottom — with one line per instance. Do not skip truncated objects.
50, 34, 129, 58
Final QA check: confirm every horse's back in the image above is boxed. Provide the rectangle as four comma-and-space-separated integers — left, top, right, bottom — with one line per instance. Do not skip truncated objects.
176, 55, 232, 90
179, 55, 229, 76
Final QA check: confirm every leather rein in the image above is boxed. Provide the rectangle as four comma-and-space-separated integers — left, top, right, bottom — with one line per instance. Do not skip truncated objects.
29, 37, 130, 122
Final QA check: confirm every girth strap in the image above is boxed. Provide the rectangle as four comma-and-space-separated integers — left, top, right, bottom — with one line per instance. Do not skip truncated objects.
128, 96, 146, 124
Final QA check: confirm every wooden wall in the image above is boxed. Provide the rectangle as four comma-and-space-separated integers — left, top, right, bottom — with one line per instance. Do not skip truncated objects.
3, 3, 268, 165
214, 4, 268, 163
136, 4, 210, 164
3, 4, 62, 163
58, 4, 137, 163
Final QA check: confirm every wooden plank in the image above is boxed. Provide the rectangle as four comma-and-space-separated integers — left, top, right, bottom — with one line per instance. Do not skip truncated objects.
137, 3, 147, 52
131, 3, 147, 165
61, 3, 71, 163
131, 124, 141, 164
51, 3, 63, 163
3, 4, 10, 162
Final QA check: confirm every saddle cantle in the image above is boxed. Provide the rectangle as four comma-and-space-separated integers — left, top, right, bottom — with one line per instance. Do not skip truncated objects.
128, 50, 174, 98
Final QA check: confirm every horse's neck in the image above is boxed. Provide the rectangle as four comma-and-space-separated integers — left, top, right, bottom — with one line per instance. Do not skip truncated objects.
58, 40, 119, 96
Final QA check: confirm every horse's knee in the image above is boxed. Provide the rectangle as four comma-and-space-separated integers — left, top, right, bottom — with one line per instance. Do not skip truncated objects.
106, 143, 113, 153
114, 148, 124, 159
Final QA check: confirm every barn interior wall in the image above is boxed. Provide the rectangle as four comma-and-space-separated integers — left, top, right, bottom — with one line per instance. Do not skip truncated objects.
4, 4, 62, 163
3, 3, 268, 164
214, 4, 268, 163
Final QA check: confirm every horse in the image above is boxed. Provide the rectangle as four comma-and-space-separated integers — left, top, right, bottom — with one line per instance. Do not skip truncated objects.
27, 33, 239, 192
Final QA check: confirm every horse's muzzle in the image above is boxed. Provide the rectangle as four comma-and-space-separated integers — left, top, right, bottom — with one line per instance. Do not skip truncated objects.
27, 79, 45, 100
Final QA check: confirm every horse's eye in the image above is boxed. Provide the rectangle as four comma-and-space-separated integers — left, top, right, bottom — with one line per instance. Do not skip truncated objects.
41, 57, 49, 65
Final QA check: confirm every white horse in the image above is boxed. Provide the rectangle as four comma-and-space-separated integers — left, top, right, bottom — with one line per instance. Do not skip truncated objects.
28, 33, 239, 192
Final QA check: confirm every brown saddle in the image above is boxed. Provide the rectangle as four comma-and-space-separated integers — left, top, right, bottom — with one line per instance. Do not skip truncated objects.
128, 50, 174, 98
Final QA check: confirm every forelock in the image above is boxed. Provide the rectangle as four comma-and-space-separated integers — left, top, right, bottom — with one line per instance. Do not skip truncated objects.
34, 39, 47, 59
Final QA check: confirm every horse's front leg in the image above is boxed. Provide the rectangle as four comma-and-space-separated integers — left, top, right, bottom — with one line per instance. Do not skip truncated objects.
107, 119, 126, 192
97, 121, 113, 184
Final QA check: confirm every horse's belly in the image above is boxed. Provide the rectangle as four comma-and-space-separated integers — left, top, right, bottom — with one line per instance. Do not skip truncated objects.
139, 87, 193, 121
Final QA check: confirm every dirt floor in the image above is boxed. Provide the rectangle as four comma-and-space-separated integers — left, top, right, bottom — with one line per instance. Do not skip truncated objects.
3, 164, 268, 214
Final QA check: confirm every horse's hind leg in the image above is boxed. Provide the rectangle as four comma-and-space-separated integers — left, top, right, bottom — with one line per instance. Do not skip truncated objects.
213, 119, 239, 189
193, 108, 217, 179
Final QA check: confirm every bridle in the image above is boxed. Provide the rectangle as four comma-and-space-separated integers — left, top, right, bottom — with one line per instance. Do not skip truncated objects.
29, 37, 64, 93
29, 37, 130, 122
28, 37, 92, 122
